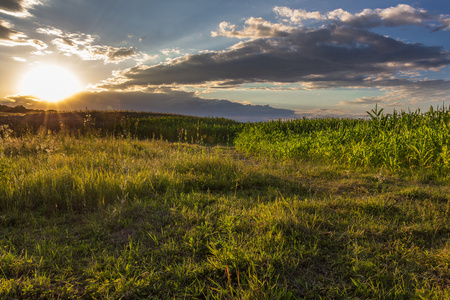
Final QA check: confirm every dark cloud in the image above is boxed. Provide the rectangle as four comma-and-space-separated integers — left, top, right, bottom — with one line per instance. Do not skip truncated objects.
106, 47, 137, 62
104, 25, 450, 90
0, 0, 41, 17
0, 19, 47, 49
58, 38, 76, 47
0, 20, 19, 40
3, 90, 296, 122
2, 95, 40, 105
0, 0, 23, 13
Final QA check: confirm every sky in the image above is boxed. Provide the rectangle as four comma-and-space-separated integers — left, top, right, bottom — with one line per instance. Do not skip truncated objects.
1, 0, 450, 121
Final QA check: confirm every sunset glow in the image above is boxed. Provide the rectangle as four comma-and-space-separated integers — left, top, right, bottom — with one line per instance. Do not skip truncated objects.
19, 65, 83, 103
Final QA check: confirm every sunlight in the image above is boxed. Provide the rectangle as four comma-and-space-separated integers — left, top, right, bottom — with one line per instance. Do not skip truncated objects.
19, 65, 83, 103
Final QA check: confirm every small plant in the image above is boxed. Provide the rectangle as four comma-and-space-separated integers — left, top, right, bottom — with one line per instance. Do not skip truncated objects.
83, 108, 96, 133
0, 124, 12, 140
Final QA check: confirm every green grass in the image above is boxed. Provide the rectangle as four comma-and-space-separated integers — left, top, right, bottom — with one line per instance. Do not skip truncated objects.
118, 115, 243, 145
0, 110, 243, 145
235, 105, 450, 182
0, 109, 449, 299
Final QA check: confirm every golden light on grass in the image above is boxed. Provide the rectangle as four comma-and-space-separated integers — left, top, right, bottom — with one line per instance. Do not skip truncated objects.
19, 65, 83, 103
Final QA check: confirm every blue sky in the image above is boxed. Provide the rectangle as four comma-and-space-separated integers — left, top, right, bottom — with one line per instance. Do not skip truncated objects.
1, 0, 450, 121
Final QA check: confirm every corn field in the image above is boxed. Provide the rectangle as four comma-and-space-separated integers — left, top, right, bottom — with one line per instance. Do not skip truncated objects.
235, 105, 450, 179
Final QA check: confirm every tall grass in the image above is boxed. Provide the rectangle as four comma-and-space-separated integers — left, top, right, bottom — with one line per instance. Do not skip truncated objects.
235, 105, 450, 180
0, 132, 276, 215
0, 110, 243, 145
118, 115, 243, 145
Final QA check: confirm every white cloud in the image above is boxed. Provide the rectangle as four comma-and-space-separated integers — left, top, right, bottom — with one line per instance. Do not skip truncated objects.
274, 4, 435, 29
340, 96, 383, 106
377, 4, 431, 26
38, 26, 139, 63
273, 6, 325, 25
13, 56, 27, 62
212, 18, 294, 38
161, 47, 181, 56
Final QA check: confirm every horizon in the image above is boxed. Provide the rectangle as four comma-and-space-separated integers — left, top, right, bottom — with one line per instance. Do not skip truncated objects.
1, 0, 450, 122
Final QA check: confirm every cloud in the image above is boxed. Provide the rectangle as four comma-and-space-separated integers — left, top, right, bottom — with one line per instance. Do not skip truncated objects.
37, 26, 139, 63
2, 94, 40, 105
384, 80, 450, 106
294, 108, 366, 119
103, 25, 450, 90
105, 47, 137, 62
13, 56, 26, 62
432, 17, 450, 32
161, 47, 182, 56
338, 80, 450, 108
273, 6, 326, 25
442, 17, 450, 30
274, 4, 434, 29
327, 4, 433, 28
0, 0, 42, 17
340, 97, 383, 106
0, 20, 21, 40
2, 90, 297, 122
0, 19, 47, 49
211, 18, 293, 38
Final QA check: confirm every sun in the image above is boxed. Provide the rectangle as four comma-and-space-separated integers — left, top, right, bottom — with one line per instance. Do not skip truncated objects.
19, 65, 83, 103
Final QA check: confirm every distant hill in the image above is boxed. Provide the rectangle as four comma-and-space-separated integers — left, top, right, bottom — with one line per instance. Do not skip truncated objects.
0, 104, 44, 113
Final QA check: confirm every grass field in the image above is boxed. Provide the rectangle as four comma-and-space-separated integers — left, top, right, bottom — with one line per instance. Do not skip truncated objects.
0, 108, 449, 299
